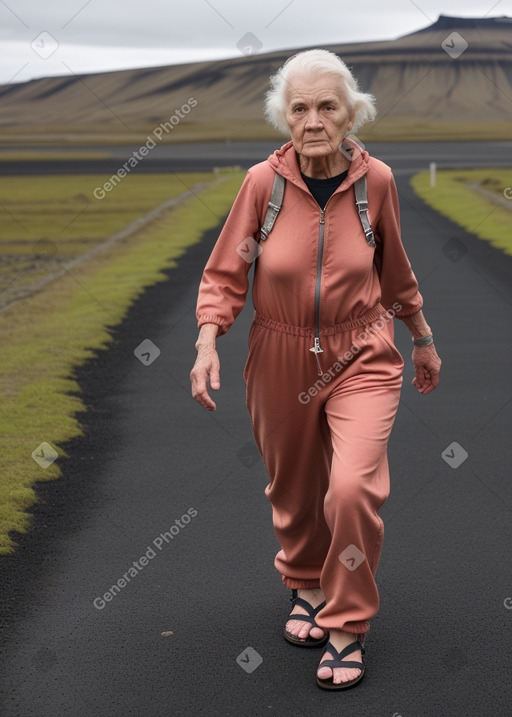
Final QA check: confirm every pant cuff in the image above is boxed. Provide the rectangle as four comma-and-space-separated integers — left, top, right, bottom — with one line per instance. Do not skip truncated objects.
281, 576, 321, 589
324, 620, 370, 636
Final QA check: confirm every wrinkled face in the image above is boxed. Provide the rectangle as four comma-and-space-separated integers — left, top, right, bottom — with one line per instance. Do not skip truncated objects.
284, 73, 355, 158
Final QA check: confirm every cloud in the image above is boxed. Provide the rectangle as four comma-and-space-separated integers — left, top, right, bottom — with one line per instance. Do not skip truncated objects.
0, 0, 507, 84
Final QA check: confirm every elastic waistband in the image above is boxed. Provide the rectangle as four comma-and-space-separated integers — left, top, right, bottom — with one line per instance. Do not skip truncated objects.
253, 304, 388, 337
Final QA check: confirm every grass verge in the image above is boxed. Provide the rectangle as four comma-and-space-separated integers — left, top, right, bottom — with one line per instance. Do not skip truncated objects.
0, 169, 245, 555
410, 168, 512, 256
0, 172, 214, 308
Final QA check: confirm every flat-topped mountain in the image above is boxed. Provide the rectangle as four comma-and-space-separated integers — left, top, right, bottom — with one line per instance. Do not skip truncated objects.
0, 15, 510, 143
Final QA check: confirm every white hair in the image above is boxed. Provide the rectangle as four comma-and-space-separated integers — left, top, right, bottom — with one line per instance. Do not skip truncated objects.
264, 49, 377, 135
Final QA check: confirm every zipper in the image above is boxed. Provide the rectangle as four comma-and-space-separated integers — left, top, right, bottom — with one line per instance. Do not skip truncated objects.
309, 207, 326, 376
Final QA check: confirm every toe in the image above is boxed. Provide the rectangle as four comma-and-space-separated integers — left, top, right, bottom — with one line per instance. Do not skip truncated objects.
285, 619, 308, 639
297, 621, 311, 639
286, 619, 322, 641
333, 668, 361, 684
285, 619, 298, 636
317, 666, 333, 680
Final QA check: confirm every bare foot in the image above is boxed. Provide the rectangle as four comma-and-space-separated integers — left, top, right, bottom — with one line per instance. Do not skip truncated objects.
317, 630, 363, 684
285, 588, 326, 641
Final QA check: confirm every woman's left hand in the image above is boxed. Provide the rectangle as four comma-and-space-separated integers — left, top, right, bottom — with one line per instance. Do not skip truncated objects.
411, 343, 441, 394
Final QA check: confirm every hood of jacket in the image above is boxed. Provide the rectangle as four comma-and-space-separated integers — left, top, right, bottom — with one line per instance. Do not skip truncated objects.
266, 137, 370, 191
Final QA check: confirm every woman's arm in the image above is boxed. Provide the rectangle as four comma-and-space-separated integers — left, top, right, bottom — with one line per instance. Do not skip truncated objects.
195, 170, 266, 335
399, 309, 441, 395
191, 165, 274, 410
371, 168, 441, 394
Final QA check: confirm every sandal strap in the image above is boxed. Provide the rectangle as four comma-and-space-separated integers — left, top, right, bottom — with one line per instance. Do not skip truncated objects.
322, 640, 363, 663
318, 659, 363, 670
286, 613, 317, 626
290, 596, 326, 619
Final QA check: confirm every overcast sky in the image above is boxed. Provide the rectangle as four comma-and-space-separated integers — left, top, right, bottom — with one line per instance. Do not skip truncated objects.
0, 0, 509, 84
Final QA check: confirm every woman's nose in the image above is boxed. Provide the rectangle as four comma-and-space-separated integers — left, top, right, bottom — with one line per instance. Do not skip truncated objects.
305, 110, 323, 129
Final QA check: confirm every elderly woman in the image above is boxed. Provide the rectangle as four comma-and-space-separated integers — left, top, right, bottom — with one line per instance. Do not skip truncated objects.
190, 49, 441, 690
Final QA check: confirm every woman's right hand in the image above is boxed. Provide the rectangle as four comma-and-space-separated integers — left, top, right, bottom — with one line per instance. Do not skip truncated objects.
190, 324, 221, 411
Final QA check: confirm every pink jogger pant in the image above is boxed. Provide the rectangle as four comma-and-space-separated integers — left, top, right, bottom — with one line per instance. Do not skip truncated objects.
244, 304, 403, 636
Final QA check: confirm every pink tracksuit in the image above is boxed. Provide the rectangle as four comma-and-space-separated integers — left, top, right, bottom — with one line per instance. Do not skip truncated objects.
196, 138, 423, 635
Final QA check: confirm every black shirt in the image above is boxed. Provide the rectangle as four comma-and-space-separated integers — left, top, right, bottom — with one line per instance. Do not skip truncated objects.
301, 170, 349, 209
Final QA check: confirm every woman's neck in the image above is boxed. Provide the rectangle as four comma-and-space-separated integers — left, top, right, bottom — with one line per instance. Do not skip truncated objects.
299, 150, 349, 179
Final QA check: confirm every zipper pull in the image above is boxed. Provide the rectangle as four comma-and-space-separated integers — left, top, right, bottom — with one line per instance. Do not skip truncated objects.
309, 337, 324, 376
319, 209, 325, 224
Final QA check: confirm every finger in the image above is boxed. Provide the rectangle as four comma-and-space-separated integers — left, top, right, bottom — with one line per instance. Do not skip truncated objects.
420, 364, 440, 393
413, 366, 426, 389
209, 361, 221, 391
419, 374, 439, 394
201, 393, 217, 411
422, 378, 438, 395
190, 368, 205, 398
190, 370, 216, 411
413, 372, 430, 393
194, 387, 216, 411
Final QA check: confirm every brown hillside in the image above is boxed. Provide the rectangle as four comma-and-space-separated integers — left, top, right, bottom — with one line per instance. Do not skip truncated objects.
0, 14, 511, 143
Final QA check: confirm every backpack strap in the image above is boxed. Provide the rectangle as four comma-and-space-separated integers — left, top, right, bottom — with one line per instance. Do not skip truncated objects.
259, 172, 285, 241
354, 175, 376, 247
260, 172, 374, 247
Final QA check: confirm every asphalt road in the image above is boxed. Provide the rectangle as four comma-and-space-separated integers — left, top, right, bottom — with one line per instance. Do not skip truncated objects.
1, 139, 512, 174
0, 143, 511, 716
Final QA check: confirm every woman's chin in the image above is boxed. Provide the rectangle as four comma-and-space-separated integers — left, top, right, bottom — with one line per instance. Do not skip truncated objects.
299, 143, 337, 158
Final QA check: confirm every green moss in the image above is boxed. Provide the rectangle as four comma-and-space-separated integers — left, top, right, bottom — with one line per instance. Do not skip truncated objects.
410, 169, 512, 256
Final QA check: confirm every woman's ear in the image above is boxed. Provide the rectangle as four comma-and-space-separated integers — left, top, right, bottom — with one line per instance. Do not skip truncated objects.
347, 110, 356, 132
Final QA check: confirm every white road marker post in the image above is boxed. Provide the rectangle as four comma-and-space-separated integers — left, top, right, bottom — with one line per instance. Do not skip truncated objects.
430, 161, 437, 188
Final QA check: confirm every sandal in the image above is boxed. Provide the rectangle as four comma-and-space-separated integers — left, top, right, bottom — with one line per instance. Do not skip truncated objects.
316, 638, 366, 690
283, 589, 328, 648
